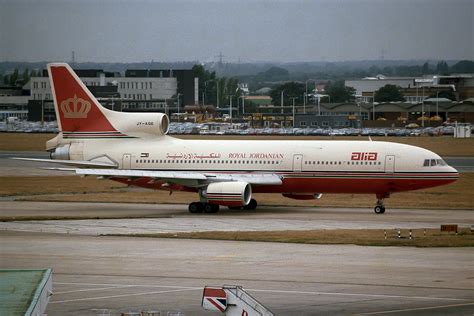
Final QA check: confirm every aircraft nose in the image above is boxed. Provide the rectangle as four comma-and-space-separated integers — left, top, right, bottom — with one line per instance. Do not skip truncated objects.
449, 165, 459, 178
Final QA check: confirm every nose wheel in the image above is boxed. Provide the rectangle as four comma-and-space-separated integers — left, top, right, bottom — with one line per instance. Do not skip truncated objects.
374, 199, 386, 214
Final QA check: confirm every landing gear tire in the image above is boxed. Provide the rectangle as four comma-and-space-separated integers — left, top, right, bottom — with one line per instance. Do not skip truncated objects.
374, 205, 385, 214
243, 199, 258, 210
204, 203, 220, 213
188, 202, 203, 213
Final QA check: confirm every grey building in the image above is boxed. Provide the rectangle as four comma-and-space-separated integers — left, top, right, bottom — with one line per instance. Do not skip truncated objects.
28, 68, 198, 121
0, 86, 30, 120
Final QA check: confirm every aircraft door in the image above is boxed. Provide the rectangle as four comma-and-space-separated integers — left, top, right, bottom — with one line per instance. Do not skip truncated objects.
293, 154, 303, 172
384, 155, 395, 173
122, 153, 132, 169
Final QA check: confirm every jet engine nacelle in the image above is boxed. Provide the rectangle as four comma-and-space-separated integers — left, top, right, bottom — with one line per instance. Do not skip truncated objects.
106, 111, 170, 138
50, 143, 84, 160
282, 193, 323, 200
204, 181, 252, 207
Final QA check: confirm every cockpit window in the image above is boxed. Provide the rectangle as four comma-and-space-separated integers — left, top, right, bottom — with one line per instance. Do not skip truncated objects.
423, 159, 447, 167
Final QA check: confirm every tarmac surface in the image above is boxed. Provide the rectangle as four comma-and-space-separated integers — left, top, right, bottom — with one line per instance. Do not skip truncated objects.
0, 201, 473, 235
1, 230, 473, 315
1, 202, 473, 315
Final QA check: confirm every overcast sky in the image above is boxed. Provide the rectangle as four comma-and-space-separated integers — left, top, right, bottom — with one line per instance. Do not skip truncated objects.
0, 0, 472, 63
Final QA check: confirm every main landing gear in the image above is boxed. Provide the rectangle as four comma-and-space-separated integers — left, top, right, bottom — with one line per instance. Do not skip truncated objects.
188, 202, 219, 214
374, 199, 386, 214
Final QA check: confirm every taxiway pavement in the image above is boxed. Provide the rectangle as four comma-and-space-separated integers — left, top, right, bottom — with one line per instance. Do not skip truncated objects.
1, 230, 473, 315
1, 201, 473, 315
1, 201, 473, 234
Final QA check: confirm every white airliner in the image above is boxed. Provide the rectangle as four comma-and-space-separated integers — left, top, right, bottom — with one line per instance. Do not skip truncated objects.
17, 63, 459, 214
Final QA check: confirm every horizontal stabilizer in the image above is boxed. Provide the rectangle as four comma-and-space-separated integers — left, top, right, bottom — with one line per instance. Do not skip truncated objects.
11, 157, 118, 168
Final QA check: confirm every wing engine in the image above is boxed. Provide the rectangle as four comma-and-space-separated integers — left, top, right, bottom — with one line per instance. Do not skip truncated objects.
203, 181, 252, 207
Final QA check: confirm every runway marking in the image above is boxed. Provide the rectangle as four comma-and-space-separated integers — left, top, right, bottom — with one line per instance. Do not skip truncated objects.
55, 281, 199, 290
50, 288, 201, 304
359, 301, 474, 314
54, 282, 469, 304
54, 285, 137, 294
247, 288, 468, 302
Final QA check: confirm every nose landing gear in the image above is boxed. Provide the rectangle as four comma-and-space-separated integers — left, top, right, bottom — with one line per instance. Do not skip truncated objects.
374, 196, 386, 214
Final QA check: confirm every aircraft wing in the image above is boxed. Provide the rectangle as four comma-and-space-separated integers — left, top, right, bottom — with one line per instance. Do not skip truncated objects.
51, 168, 282, 187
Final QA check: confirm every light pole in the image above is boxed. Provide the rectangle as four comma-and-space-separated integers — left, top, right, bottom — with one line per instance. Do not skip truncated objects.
41, 96, 44, 126
303, 92, 307, 114
177, 93, 182, 122
216, 80, 220, 109
372, 91, 375, 121
317, 95, 321, 116
204, 81, 209, 107
229, 95, 233, 122
290, 97, 297, 128
280, 90, 285, 114
305, 79, 316, 104
238, 95, 245, 116
357, 102, 362, 128
436, 91, 439, 117
422, 86, 425, 127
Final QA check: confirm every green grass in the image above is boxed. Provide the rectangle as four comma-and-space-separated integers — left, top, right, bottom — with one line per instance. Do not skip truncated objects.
112, 228, 474, 247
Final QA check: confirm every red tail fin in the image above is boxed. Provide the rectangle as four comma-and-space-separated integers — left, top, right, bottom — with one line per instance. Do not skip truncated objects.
48, 63, 117, 133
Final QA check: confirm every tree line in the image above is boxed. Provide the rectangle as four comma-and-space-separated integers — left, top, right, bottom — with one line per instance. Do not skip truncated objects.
2, 68, 39, 87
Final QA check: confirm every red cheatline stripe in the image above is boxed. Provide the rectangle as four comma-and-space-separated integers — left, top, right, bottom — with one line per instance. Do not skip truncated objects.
63, 135, 132, 138
207, 195, 241, 197
203, 288, 226, 297
283, 175, 457, 179
63, 131, 121, 134
283, 172, 458, 176
207, 196, 242, 199
206, 298, 225, 312
63, 133, 127, 136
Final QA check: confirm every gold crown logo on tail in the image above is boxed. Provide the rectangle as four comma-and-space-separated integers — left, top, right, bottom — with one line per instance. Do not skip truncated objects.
60, 95, 91, 119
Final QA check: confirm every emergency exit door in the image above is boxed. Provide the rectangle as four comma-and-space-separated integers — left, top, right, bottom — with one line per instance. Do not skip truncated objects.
293, 154, 303, 172
384, 155, 395, 173
122, 153, 132, 169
